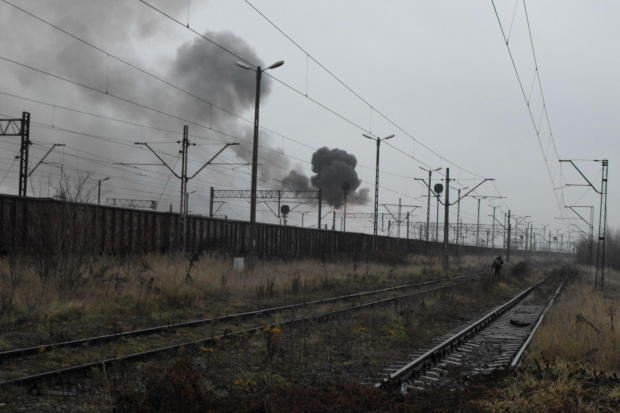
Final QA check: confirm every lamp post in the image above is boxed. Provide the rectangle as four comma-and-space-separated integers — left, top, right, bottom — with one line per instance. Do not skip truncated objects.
236, 59, 284, 266
363, 133, 395, 249
90, 177, 110, 205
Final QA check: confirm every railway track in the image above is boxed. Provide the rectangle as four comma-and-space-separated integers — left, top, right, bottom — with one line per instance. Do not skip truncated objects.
377, 272, 566, 392
0, 271, 483, 388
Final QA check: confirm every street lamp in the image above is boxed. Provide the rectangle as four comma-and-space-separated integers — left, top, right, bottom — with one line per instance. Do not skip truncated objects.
90, 176, 110, 205
363, 133, 395, 249
236, 59, 284, 266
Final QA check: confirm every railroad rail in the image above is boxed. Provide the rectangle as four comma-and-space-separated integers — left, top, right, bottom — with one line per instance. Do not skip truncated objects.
377, 273, 566, 391
0, 272, 483, 388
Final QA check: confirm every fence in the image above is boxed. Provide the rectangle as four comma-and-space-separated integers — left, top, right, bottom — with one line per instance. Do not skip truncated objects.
0, 194, 569, 260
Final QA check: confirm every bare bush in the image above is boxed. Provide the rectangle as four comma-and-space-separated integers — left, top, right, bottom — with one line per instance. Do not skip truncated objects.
31, 170, 99, 292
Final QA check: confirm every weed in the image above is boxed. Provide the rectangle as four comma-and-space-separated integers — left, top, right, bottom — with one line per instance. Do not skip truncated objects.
255, 278, 275, 300
478, 358, 620, 412
264, 313, 282, 363
607, 304, 617, 333
0, 287, 15, 321
291, 271, 302, 295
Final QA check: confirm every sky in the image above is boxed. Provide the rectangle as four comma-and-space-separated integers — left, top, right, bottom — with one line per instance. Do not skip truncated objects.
0, 0, 617, 249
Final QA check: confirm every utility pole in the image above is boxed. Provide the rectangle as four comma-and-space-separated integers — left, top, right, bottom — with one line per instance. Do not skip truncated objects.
560, 159, 609, 288
475, 197, 482, 247
416, 167, 441, 248
491, 205, 496, 249
397, 198, 402, 238
179, 126, 190, 216
596, 160, 608, 288
135, 128, 238, 251
513, 215, 530, 251
565, 205, 594, 271
455, 188, 465, 248
0, 112, 31, 196
90, 176, 110, 205
364, 133, 395, 249
406, 212, 410, 239
342, 182, 350, 232
436, 189, 441, 242
443, 178, 494, 267
524, 218, 530, 249
443, 168, 450, 271
18, 112, 31, 197
503, 212, 507, 248
506, 210, 511, 262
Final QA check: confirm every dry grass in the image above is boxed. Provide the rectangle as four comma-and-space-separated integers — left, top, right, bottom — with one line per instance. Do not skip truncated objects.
0, 253, 550, 411
527, 267, 620, 371
0, 252, 494, 344
476, 266, 620, 412
477, 360, 620, 412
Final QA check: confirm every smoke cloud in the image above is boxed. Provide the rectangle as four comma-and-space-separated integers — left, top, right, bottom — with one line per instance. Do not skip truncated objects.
167, 30, 292, 181
282, 147, 370, 208
4, 1, 291, 195
2, 2, 366, 212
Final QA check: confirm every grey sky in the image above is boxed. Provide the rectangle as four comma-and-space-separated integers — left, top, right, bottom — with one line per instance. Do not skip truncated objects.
0, 0, 616, 246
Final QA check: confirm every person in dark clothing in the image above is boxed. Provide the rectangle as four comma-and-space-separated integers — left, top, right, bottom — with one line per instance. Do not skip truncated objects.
491, 255, 504, 276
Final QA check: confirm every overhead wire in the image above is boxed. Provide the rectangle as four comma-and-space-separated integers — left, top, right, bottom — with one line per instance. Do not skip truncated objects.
0, 0, 444, 210
490, 0, 567, 226
1, 1, 540, 226
242, 0, 487, 179
136, 0, 490, 180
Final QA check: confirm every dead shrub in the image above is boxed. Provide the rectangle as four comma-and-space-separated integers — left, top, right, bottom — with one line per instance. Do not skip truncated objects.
256, 277, 277, 300
511, 260, 529, 277
114, 358, 211, 413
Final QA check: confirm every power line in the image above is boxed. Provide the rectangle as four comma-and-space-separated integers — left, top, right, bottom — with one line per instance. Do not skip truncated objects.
490, 0, 566, 220
242, 0, 487, 179
1, 2, 543, 228
0, 0, 483, 204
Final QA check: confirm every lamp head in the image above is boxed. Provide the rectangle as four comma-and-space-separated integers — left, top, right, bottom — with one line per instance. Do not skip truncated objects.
267, 60, 284, 70
235, 61, 253, 70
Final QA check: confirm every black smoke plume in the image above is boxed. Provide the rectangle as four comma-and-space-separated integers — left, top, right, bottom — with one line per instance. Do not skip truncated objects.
282, 147, 370, 208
